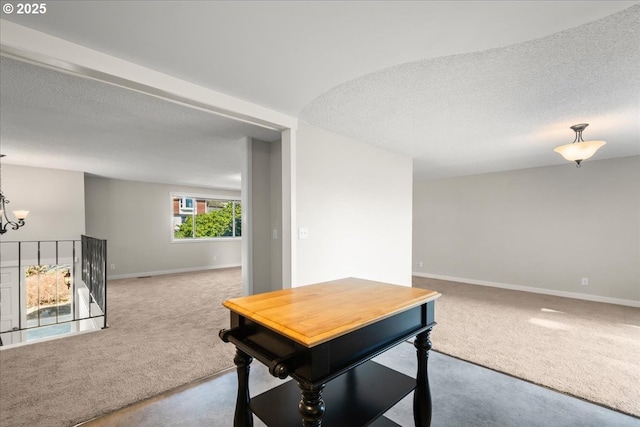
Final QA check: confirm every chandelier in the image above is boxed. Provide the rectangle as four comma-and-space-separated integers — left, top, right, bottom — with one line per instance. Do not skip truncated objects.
0, 154, 29, 234
553, 123, 606, 167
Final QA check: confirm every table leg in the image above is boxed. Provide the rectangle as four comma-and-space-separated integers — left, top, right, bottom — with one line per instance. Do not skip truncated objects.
414, 327, 433, 427
233, 348, 253, 427
298, 383, 326, 426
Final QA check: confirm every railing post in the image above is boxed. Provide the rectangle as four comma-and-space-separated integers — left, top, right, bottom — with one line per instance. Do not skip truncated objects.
18, 241, 22, 331
72, 240, 76, 323
103, 239, 108, 328
89, 238, 92, 320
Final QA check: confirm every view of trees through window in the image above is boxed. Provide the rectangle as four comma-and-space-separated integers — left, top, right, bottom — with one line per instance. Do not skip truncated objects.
173, 197, 241, 239
25, 264, 72, 327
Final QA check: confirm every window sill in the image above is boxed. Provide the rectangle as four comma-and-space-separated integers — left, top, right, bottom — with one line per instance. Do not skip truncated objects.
171, 237, 242, 244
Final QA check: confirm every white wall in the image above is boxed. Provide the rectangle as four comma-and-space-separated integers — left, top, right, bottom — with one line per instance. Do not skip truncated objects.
0, 164, 85, 242
413, 156, 640, 304
85, 176, 241, 279
295, 122, 413, 287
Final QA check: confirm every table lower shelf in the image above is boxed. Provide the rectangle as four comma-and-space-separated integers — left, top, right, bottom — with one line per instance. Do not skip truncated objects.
250, 360, 415, 427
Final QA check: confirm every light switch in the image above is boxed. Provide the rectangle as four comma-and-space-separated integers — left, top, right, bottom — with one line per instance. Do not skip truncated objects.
298, 227, 309, 240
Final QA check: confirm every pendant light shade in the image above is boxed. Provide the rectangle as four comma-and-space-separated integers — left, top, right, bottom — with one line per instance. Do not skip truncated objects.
554, 123, 606, 167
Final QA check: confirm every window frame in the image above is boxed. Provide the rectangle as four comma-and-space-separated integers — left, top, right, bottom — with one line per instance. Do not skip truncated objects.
170, 192, 242, 243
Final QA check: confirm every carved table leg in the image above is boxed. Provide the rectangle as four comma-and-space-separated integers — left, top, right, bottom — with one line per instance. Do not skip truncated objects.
298, 383, 326, 427
414, 328, 433, 427
234, 348, 253, 427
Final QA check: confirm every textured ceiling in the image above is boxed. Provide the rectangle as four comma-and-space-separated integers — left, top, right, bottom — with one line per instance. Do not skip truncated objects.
0, 57, 280, 189
300, 5, 640, 179
1, 1, 639, 185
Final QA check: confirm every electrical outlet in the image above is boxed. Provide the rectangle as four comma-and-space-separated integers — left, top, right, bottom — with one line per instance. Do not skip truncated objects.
110, 264, 116, 270
213, 255, 217, 262
418, 261, 424, 268
581, 277, 589, 286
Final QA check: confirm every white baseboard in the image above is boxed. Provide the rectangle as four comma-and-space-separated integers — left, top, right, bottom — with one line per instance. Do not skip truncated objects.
412, 272, 640, 308
108, 264, 241, 280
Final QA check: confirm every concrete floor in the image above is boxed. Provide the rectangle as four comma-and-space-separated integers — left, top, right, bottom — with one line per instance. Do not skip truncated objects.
82, 342, 640, 427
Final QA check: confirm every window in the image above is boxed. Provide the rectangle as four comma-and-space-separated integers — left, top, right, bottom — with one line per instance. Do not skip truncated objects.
172, 195, 241, 240
179, 197, 194, 213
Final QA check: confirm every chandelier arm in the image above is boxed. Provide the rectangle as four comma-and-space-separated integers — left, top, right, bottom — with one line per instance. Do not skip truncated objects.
0, 215, 24, 234
0, 155, 29, 234
10, 219, 26, 230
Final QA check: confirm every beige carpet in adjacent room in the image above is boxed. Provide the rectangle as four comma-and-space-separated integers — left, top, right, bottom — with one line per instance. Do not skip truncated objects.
0, 268, 242, 427
413, 276, 640, 417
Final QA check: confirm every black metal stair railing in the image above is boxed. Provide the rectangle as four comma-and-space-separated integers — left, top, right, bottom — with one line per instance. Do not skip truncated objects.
81, 235, 108, 325
0, 236, 108, 346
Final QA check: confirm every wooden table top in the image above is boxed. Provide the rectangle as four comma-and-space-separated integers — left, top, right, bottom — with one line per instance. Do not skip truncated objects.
222, 277, 440, 347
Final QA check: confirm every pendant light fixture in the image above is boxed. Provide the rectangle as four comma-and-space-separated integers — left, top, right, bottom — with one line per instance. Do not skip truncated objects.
554, 123, 606, 167
0, 154, 29, 234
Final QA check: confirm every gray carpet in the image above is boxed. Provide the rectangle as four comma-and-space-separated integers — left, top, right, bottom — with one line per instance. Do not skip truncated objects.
379, 344, 640, 427
0, 268, 241, 427
82, 343, 640, 427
